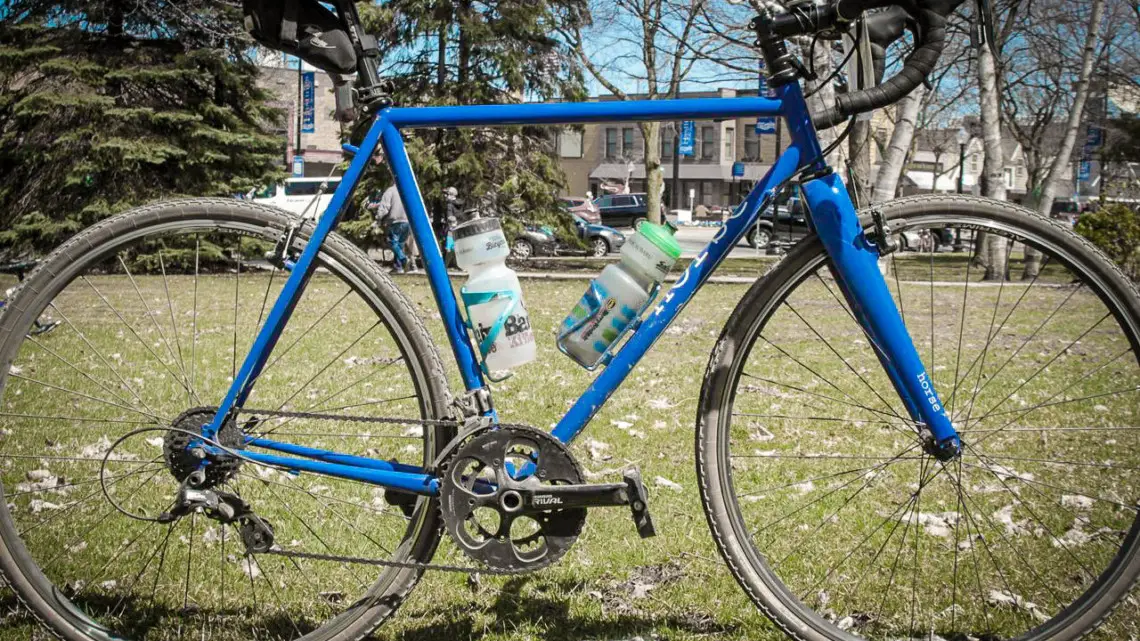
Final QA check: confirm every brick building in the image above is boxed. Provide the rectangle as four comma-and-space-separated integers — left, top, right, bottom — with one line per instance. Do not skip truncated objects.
256, 64, 346, 177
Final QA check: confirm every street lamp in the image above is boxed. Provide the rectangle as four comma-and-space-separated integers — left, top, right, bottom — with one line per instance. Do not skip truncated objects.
954, 127, 969, 251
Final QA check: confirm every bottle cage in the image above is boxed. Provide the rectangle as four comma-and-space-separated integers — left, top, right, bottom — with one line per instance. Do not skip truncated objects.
460, 287, 522, 382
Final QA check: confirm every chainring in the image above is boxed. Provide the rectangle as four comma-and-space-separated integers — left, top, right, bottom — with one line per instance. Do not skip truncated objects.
440, 425, 586, 572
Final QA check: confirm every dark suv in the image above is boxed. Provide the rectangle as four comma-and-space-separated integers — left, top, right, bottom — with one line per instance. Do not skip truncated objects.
593, 193, 653, 228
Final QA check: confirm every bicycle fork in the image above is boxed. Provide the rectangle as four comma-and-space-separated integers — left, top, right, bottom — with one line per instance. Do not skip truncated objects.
801, 172, 961, 460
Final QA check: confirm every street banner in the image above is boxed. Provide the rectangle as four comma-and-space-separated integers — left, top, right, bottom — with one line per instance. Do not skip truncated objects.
679, 120, 695, 156
302, 71, 316, 134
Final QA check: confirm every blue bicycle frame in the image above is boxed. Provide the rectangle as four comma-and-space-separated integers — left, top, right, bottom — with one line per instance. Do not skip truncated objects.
203, 81, 960, 495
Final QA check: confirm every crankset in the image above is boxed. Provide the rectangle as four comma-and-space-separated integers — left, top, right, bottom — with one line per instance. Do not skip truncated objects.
439, 425, 655, 573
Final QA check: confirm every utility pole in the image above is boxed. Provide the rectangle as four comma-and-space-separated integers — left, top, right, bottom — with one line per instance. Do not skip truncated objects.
295, 58, 303, 173
671, 84, 681, 209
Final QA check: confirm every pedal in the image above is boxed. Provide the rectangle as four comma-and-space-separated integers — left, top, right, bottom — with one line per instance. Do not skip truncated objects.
623, 468, 656, 538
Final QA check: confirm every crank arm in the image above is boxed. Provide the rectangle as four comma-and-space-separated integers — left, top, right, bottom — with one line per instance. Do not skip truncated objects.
516, 482, 629, 511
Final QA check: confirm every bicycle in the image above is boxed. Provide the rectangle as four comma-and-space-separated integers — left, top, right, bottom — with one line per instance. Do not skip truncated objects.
2, 0, 1139, 639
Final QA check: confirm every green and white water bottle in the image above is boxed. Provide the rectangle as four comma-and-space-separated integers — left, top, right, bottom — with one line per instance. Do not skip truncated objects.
557, 220, 681, 369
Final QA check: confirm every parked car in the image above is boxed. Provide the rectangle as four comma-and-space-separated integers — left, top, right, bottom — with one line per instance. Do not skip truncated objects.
510, 226, 558, 259
573, 215, 625, 257
559, 197, 601, 224
746, 193, 810, 248
250, 177, 342, 217
510, 216, 625, 259
593, 193, 662, 228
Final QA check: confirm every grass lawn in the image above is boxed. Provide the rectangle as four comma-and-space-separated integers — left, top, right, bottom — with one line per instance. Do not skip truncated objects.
1, 257, 1138, 641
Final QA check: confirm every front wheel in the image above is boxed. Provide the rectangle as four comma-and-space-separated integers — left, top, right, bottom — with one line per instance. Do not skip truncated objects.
511, 238, 534, 259
590, 237, 610, 258
698, 194, 1140, 641
0, 199, 453, 641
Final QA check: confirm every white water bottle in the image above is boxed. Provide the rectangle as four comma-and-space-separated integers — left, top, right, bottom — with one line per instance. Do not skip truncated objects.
454, 218, 536, 374
558, 221, 681, 368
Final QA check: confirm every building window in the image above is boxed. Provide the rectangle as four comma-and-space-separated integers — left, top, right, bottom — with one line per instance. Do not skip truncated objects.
744, 126, 760, 162
700, 126, 715, 160
701, 180, 715, 204
622, 127, 635, 156
724, 126, 735, 160
1003, 168, 1015, 189
558, 129, 583, 158
661, 129, 674, 160
970, 155, 979, 173
605, 128, 618, 160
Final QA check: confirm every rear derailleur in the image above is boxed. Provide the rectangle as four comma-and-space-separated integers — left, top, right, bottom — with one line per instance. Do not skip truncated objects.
158, 484, 275, 554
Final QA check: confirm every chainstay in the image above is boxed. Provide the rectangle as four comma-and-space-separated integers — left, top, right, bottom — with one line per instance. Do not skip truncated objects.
239, 408, 526, 574
260, 548, 531, 575
238, 407, 460, 428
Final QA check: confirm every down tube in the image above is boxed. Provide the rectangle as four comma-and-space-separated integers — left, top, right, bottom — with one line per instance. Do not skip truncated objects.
551, 146, 802, 444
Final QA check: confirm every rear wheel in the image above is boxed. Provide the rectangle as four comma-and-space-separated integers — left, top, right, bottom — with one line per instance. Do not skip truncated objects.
0, 199, 452, 641
511, 238, 534, 259
590, 238, 610, 258
698, 195, 1140, 640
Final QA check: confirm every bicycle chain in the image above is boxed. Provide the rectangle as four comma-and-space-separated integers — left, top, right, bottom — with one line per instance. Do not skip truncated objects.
235, 407, 531, 575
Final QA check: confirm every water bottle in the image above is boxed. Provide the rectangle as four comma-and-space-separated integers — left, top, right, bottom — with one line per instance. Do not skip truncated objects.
454, 218, 536, 376
558, 221, 681, 368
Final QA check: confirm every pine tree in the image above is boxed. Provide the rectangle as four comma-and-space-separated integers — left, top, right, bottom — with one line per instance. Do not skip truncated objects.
348, 0, 589, 244
0, 2, 283, 256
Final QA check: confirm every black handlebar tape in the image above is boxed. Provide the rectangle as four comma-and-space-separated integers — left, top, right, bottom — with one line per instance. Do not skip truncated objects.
813, 0, 953, 129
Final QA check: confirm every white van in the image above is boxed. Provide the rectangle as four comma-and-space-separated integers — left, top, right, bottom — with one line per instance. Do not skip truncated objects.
250, 177, 342, 217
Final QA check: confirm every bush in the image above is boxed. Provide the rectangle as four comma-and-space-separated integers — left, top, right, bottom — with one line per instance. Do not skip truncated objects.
1074, 204, 1140, 280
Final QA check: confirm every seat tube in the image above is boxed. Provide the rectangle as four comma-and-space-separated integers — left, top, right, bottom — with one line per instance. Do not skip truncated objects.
781, 84, 960, 452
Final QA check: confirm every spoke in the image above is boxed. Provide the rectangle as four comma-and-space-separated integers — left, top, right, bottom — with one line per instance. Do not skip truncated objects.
0, 412, 152, 425
783, 300, 907, 422
17, 461, 165, 537
731, 452, 925, 461
977, 385, 1140, 422
949, 248, 976, 417
276, 477, 394, 556
965, 444, 1101, 580
232, 249, 241, 381
758, 336, 910, 426
272, 321, 382, 413
736, 462, 886, 498
8, 373, 161, 423
70, 522, 155, 600
82, 276, 195, 400
969, 312, 1114, 447
731, 412, 914, 429
191, 235, 200, 395
148, 517, 176, 605
959, 459, 1138, 512
158, 250, 197, 405
971, 453, 1140, 471
45, 302, 157, 417
949, 457, 964, 632
254, 354, 406, 439
929, 243, 936, 389
38, 506, 119, 571
246, 552, 305, 639
957, 248, 1012, 429
0, 453, 159, 465
740, 372, 919, 437
947, 255, 1053, 413
183, 512, 195, 612
109, 522, 174, 618
261, 288, 353, 376
908, 455, 929, 635
750, 442, 921, 540
26, 336, 161, 422
118, 255, 196, 401
257, 476, 399, 518
958, 285, 1091, 420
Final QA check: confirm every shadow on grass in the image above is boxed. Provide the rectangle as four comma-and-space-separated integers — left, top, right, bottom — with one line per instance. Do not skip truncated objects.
390, 576, 736, 641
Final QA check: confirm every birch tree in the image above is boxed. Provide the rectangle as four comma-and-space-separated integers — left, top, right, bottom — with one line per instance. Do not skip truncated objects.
559, 0, 716, 223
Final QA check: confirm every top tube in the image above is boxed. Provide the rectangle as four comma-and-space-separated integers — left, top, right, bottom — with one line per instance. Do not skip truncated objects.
384, 96, 783, 129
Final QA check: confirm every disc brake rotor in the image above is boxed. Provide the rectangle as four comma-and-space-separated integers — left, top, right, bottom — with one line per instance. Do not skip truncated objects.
440, 425, 586, 572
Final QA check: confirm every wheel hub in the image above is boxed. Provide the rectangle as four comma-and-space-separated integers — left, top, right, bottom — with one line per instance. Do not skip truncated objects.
439, 425, 586, 572
164, 407, 245, 488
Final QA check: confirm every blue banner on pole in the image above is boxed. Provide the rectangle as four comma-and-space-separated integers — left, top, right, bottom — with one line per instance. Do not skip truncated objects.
678, 120, 696, 157
732, 161, 745, 178
1078, 160, 1091, 181
755, 118, 777, 135
302, 71, 316, 134
292, 155, 305, 177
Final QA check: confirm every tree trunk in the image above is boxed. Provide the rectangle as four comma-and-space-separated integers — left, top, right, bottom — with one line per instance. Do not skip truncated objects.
640, 121, 663, 224
872, 85, 925, 203
976, 41, 1008, 280
802, 41, 839, 165
1022, 0, 1106, 280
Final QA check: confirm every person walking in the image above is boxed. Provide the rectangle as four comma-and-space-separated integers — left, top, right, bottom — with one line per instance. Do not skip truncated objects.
369, 184, 410, 273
